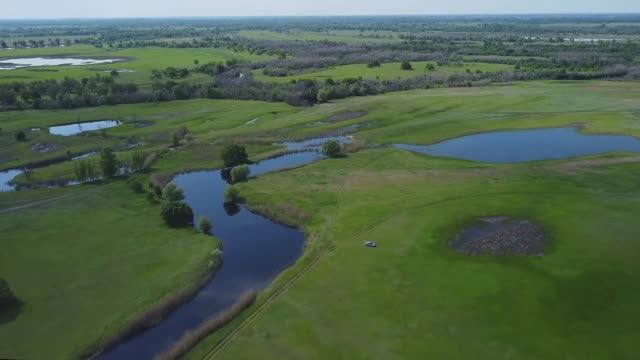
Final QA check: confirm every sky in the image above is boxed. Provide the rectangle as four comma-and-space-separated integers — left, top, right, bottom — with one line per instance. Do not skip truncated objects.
1, 0, 639, 19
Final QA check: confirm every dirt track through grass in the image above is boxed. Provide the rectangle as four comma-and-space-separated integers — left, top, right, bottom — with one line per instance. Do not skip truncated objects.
0, 193, 73, 213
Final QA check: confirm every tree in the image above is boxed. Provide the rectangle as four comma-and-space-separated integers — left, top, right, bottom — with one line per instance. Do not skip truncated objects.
161, 201, 194, 228
99, 148, 118, 178
198, 217, 212, 233
172, 132, 181, 147
14, 131, 26, 142
222, 144, 248, 168
401, 62, 413, 71
151, 69, 163, 80
317, 87, 331, 104
425, 63, 436, 71
130, 181, 144, 193
75, 159, 98, 182
129, 150, 146, 172
163, 183, 184, 202
322, 139, 341, 158
367, 60, 381, 68
110, 70, 120, 77
0, 88, 17, 107
86, 160, 99, 181
230, 165, 250, 183
224, 186, 240, 203
0, 278, 17, 309
23, 167, 33, 181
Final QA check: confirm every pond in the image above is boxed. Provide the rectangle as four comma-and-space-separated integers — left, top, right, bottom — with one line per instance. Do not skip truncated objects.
49, 120, 121, 136
0, 57, 121, 70
394, 127, 640, 163
0, 169, 22, 192
98, 136, 350, 360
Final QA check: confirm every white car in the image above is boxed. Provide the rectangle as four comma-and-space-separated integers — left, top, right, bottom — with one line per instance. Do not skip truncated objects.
364, 240, 377, 248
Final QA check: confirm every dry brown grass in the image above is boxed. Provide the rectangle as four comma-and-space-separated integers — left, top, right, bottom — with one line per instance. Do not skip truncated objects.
251, 202, 310, 227
343, 169, 503, 189
545, 155, 640, 174
153, 291, 257, 360
341, 139, 366, 154
150, 172, 174, 189
143, 152, 159, 169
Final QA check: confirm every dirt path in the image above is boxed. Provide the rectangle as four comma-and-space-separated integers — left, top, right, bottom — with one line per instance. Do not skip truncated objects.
548, 155, 640, 173
0, 194, 73, 214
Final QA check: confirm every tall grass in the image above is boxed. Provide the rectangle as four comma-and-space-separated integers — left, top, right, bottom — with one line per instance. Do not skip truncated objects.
85, 258, 221, 359
153, 290, 257, 360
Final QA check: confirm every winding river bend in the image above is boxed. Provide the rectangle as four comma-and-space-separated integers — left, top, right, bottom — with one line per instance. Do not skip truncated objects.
98, 136, 349, 360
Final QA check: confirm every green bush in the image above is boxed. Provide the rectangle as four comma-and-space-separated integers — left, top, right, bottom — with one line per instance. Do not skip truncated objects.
130, 181, 144, 194
401, 62, 413, 70
322, 140, 342, 158
222, 144, 248, 167
146, 192, 157, 203
161, 201, 194, 228
74, 159, 98, 182
224, 186, 240, 203
317, 87, 331, 104
163, 183, 184, 202
230, 165, 250, 183
0, 278, 17, 308
172, 132, 181, 147
198, 217, 213, 233
129, 150, 147, 172
14, 131, 26, 142
99, 148, 118, 178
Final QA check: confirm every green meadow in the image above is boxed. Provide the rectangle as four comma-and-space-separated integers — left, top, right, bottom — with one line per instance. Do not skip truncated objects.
252, 61, 515, 83
0, 46, 271, 86
197, 148, 640, 360
0, 182, 216, 359
2, 81, 640, 359
179, 80, 640, 360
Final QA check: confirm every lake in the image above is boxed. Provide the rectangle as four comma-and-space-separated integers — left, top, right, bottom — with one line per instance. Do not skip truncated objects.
0, 57, 121, 70
49, 120, 121, 136
394, 127, 640, 163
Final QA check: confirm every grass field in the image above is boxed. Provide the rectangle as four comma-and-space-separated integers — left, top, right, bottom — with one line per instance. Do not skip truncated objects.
4, 81, 640, 183
3, 81, 640, 359
173, 80, 640, 359
0, 182, 217, 359
0, 98, 295, 172
185, 147, 640, 360
0, 46, 272, 86
252, 61, 515, 83
237, 30, 401, 44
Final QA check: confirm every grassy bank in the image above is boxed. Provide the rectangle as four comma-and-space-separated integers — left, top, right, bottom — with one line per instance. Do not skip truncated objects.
154, 291, 256, 360
0, 182, 217, 359
188, 148, 640, 359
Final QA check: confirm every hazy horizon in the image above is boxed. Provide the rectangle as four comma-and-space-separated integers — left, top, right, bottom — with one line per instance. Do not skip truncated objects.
2, 0, 639, 20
